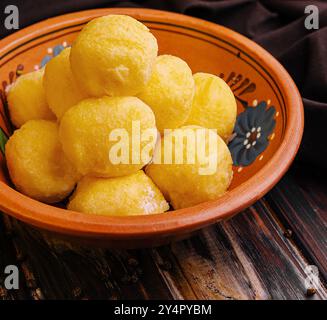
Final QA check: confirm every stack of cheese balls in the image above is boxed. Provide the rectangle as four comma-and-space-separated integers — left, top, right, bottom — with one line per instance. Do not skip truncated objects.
5, 15, 236, 216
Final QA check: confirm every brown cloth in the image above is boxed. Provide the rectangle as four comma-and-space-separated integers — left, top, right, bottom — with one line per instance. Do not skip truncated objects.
1, 0, 326, 168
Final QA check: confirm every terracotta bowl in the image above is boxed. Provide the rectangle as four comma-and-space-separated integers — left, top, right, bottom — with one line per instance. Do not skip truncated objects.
0, 8, 303, 248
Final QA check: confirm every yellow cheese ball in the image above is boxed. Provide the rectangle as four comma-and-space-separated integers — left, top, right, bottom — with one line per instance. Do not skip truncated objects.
185, 73, 237, 141
138, 55, 194, 133
146, 126, 233, 209
44, 48, 88, 119
70, 14, 158, 97
5, 120, 79, 203
68, 171, 169, 216
59, 96, 157, 178
7, 68, 55, 128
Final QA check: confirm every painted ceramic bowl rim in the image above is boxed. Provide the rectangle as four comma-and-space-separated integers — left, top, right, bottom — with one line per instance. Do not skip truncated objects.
0, 8, 304, 239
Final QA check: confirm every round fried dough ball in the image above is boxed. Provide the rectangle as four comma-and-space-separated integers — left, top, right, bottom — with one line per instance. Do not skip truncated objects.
146, 126, 233, 209
68, 171, 169, 216
185, 73, 237, 141
70, 14, 158, 97
7, 68, 55, 128
44, 47, 88, 119
59, 96, 157, 178
138, 55, 194, 133
5, 120, 79, 203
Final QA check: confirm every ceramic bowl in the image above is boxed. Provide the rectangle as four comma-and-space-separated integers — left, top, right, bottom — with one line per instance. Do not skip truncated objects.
0, 8, 303, 248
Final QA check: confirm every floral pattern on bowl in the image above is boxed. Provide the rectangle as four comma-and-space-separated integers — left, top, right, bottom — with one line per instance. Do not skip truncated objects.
229, 101, 276, 166
38, 43, 68, 70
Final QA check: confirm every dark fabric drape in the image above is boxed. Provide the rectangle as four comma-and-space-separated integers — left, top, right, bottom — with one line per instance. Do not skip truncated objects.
1, 0, 326, 168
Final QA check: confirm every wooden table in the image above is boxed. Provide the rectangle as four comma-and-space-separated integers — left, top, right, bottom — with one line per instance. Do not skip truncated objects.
0, 164, 326, 300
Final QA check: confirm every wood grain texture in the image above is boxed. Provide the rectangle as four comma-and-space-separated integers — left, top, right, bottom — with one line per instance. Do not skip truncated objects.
265, 167, 327, 284
156, 202, 327, 300
0, 169, 326, 300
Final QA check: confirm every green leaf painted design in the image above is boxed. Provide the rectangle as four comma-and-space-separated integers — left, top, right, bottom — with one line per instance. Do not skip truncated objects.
0, 127, 8, 155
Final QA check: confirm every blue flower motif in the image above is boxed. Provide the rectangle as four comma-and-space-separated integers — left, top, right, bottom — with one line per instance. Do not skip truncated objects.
229, 101, 276, 166
40, 55, 52, 68
40, 44, 67, 68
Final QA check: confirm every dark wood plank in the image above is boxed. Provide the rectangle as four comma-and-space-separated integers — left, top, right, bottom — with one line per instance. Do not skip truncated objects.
9, 219, 176, 300
265, 167, 327, 284
155, 200, 327, 300
0, 168, 326, 300
150, 246, 198, 299
2, 201, 327, 300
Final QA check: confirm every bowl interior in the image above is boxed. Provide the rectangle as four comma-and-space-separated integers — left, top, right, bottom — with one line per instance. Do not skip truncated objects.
0, 9, 303, 238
